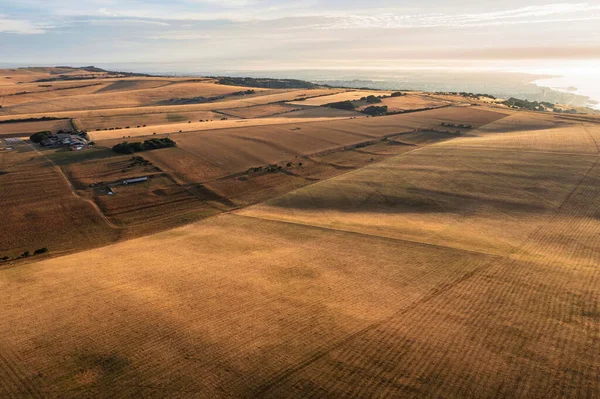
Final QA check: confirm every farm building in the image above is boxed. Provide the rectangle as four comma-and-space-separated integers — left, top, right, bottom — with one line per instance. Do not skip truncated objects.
122, 177, 148, 185
40, 133, 88, 148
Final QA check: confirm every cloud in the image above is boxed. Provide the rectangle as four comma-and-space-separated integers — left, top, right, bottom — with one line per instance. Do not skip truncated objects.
320, 3, 600, 29
88, 18, 171, 26
0, 16, 46, 34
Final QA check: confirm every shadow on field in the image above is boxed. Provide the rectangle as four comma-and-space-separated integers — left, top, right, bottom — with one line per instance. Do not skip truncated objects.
266, 186, 551, 215
46, 147, 117, 166
476, 120, 571, 134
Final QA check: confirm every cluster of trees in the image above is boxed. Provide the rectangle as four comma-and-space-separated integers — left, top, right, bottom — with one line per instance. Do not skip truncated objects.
553, 108, 578, 114
362, 105, 388, 116
248, 164, 283, 173
247, 161, 302, 174
364, 95, 382, 104
97, 125, 147, 131
217, 77, 317, 89
502, 97, 558, 112
1, 247, 48, 262
112, 138, 176, 154
391, 92, 405, 97
455, 92, 497, 99
30, 131, 53, 143
0, 116, 65, 125
324, 100, 356, 110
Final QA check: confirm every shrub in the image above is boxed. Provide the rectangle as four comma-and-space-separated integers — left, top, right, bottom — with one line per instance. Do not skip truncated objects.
323, 100, 356, 110
112, 138, 176, 154
365, 95, 382, 104
34, 248, 48, 255
21, 251, 30, 258
391, 92, 404, 97
362, 105, 388, 116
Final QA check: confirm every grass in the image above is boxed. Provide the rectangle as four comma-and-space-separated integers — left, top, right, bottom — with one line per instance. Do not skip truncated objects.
1, 66, 600, 398
166, 113, 188, 122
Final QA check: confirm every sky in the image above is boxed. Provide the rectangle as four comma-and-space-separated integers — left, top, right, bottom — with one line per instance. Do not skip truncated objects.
1, 0, 599, 69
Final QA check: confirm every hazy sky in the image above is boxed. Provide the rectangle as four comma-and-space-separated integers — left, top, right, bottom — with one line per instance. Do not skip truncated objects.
1, 1, 599, 68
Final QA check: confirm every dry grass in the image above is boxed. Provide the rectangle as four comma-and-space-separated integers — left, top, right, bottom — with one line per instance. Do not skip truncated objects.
288, 90, 392, 106
217, 103, 300, 119
134, 107, 503, 185
2, 81, 264, 115
372, 94, 450, 112
2, 113, 600, 397
0, 119, 73, 138
89, 115, 356, 140
77, 110, 225, 131
0, 142, 118, 259
2, 69, 599, 398
58, 150, 226, 234
0, 88, 343, 122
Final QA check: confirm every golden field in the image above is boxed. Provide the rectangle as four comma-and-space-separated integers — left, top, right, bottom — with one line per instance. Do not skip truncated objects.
1, 67, 599, 398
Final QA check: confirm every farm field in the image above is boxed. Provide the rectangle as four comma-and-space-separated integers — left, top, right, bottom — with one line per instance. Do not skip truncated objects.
1, 107, 600, 397
77, 110, 227, 131
0, 119, 73, 138
216, 103, 302, 119
0, 140, 119, 259
369, 93, 450, 112
288, 89, 393, 106
132, 107, 506, 185
1, 66, 600, 398
88, 114, 358, 140
1, 81, 266, 114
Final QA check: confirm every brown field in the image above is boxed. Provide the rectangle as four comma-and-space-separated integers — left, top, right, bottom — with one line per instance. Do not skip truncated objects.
0, 119, 73, 138
1, 81, 265, 115
132, 107, 505, 185
56, 148, 229, 235
1, 67, 600, 398
277, 106, 363, 118
88, 115, 359, 140
77, 110, 226, 131
0, 141, 119, 259
288, 90, 393, 106
216, 103, 301, 119
371, 93, 451, 112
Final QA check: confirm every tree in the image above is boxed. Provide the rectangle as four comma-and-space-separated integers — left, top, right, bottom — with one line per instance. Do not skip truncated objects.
362, 105, 388, 116
324, 100, 356, 110
30, 131, 52, 143
366, 95, 382, 104
34, 248, 48, 255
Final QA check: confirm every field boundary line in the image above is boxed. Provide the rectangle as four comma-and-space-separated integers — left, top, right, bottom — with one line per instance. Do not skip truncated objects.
252, 256, 500, 397
26, 142, 121, 229
581, 123, 600, 153
251, 203, 565, 397
0, 344, 44, 398
557, 156, 600, 211
233, 213, 502, 258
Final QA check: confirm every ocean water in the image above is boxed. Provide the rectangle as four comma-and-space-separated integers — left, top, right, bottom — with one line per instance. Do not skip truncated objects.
523, 61, 600, 110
